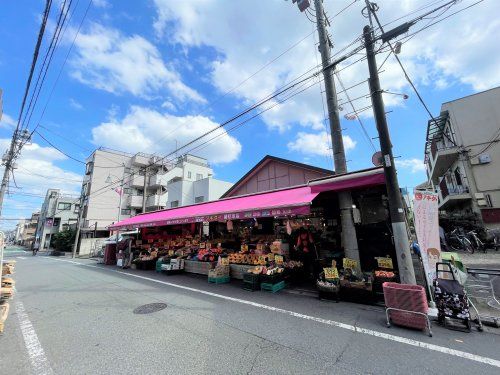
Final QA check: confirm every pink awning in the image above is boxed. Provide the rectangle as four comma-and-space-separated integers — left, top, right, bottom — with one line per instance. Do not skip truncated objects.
109, 186, 319, 230
309, 167, 385, 193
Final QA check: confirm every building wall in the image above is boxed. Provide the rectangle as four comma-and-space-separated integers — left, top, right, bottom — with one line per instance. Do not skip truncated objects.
444, 88, 500, 226
227, 160, 331, 197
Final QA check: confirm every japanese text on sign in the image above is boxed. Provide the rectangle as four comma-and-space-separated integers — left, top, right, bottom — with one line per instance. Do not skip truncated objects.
343, 258, 358, 270
376, 257, 393, 269
324, 267, 339, 280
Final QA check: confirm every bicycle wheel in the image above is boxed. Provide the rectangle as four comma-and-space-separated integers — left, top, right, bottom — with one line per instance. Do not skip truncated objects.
463, 238, 475, 254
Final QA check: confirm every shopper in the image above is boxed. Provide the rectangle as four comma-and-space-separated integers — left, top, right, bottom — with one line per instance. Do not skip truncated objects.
295, 228, 318, 281
122, 238, 133, 269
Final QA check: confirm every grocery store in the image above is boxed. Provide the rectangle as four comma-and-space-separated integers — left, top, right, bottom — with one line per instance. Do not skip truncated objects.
106, 159, 400, 302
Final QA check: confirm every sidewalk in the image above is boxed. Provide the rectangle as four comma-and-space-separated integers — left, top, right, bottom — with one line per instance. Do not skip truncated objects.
461, 252, 500, 268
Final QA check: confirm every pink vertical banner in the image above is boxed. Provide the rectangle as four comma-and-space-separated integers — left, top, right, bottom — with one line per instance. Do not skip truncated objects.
413, 191, 441, 285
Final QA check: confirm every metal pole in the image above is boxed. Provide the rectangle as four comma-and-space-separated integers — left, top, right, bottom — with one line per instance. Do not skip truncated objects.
72, 196, 84, 259
363, 25, 416, 284
314, 0, 361, 266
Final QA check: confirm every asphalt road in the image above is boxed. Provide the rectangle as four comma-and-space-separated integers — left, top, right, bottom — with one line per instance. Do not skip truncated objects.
2, 247, 500, 375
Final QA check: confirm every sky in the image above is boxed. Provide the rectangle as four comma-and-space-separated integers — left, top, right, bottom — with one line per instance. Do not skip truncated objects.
1, 0, 499, 230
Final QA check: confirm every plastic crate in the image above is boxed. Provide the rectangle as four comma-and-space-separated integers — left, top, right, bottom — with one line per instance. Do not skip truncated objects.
208, 276, 230, 284
243, 281, 260, 291
243, 273, 260, 284
260, 274, 284, 284
261, 280, 285, 293
155, 259, 163, 272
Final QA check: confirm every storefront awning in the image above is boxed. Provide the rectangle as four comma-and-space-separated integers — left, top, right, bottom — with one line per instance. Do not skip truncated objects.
109, 186, 319, 231
309, 167, 385, 193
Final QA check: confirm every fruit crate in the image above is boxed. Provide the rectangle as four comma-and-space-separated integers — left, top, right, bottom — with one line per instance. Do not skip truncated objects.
260, 274, 284, 284
184, 260, 217, 275
261, 280, 285, 293
208, 276, 230, 284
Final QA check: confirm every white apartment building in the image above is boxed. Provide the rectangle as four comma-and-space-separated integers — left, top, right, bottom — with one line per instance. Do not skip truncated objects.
35, 189, 80, 249
424, 86, 500, 228
81, 149, 233, 233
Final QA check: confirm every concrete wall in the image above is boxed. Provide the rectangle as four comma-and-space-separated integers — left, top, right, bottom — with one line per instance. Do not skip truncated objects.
441, 87, 500, 226
78, 237, 103, 257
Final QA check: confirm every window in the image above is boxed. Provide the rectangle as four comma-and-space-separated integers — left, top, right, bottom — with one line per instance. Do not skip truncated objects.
195, 196, 204, 203
85, 161, 93, 175
171, 200, 179, 208
454, 167, 463, 186
121, 209, 131, 215
196, 173, 203, 181
57, 202, 72, 210
187, 171, 192, 179
74, 204, 80, 214
123, 188, 131, 195
53, 218, 61, 227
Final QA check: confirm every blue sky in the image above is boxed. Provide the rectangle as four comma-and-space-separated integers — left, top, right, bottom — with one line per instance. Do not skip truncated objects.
1, 0, 499, 229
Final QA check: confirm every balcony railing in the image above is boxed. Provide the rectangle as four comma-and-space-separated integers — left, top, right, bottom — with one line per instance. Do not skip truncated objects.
439, 179, 469, 200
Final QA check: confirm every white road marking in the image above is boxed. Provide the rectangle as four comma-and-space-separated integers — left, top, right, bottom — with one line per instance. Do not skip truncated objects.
17, 256, 27, 259
48, 257, 500, 369
15, 301, 54, 375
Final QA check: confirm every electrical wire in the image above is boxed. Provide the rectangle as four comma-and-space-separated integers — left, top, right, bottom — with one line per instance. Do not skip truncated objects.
34, 130, 86, 164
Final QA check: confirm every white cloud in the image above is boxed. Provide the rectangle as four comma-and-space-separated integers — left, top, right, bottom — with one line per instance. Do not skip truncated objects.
69, 98, 83, 110
161, 100, 176, 111
287, 131, 356, 157
152, 0, 500, 134
93, 0, 110, 8
396, 158, 426, 174
68, 23, 205, 103
0, 113, 16, 128
91, 106, 242, 164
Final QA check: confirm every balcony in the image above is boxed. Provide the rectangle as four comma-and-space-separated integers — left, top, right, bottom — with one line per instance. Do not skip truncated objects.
130, 174, 145, 188
131, 153, 150, 166
127, 195, 143, 208
438, 179, 471, 209
149, 168, 183, 187
428, 139, 459, 183
146, 193, 168, 208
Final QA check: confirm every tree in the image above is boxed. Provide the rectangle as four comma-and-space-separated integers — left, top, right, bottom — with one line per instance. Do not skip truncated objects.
51, 229, 76, 252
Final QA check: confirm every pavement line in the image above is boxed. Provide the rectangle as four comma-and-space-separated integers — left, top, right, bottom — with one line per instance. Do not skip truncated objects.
17, 256, 27, 259
48, 257, 500, 368
15, 301, 54, 375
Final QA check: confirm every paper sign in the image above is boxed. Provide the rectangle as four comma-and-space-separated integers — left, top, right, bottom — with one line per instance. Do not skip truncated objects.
275, 255, 284, 265
267, 253, 275, 261
324, 267, 339, 280
343, 258, 358, 270
258, 255, 267, 264
241, 244, 248, 252
376, 257, 393, 269
220, 257, 229, 266
199, 242, 206, 249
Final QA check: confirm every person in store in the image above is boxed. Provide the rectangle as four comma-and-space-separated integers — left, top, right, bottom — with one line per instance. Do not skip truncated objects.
295, 227, 318, 281
122, 238, 133, 269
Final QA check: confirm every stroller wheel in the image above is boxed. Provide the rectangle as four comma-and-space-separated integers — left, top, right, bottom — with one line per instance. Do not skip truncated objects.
466, 319, 472, 332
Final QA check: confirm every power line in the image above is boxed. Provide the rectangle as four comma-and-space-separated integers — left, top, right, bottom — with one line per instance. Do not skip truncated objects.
34, 130, 86, 164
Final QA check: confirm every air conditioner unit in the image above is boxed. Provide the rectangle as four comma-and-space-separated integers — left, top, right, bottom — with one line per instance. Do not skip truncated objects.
478, 154, 491, 164
477, 199, 488, 207
474, 193, 485, 200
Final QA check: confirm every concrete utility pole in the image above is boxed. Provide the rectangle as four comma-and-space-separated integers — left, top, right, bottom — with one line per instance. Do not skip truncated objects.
314, 0, 361, 265
72, 196, 84, 259
363, 25, 416, 284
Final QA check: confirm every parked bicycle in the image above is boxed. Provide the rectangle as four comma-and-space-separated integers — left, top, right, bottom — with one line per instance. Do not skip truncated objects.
466, 229, 486, 253
444, 228, 475, 254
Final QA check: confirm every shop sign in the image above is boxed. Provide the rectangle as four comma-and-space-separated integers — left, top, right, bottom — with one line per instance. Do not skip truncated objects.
343, 258, 358, 270
375, 257, 393, 269
413, 191, 441, 285
323, 267, 339, 280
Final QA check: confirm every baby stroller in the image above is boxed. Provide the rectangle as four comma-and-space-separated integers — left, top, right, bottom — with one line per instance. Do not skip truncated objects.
433, 262, 483, 332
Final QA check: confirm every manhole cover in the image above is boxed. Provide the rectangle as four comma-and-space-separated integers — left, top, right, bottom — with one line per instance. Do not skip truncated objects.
133, 303, 167, 314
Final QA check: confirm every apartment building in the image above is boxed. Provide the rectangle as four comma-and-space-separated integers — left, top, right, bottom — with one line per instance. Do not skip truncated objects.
81, 149, 233, 232
424, 86, 500, 228
35, 189, 80, 249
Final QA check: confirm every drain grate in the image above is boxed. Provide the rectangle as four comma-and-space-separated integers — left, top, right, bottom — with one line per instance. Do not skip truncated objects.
133, 303, 167, 314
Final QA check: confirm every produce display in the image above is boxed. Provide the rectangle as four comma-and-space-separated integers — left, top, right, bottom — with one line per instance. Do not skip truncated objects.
375, 270, 395, 278
247, 266, 284, 275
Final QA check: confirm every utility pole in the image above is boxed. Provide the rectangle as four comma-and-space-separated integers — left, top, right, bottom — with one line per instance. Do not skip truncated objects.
72, 195, 84, 259
142, 165, 148, 213
363, 25, 416, 284
313, 0, 361, 265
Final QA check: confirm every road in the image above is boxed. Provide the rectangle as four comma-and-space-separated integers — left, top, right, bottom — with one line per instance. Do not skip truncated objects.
2, 247, 500, 375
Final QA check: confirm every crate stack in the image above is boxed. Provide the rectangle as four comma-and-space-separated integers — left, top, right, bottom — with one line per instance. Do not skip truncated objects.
1, 259, 15, 334
208, 265, 230, 284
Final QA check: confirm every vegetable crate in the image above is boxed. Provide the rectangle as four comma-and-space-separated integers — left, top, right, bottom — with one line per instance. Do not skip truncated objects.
243, 273, 260, 291
208, 276, 230, 284
260, 274, 283, 285
261, 281, 285, 293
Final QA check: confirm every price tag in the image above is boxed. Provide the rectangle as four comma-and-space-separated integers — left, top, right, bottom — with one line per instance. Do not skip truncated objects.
199, 242, 206, 249
376, 257, 393, 269
168, 250, 174, 256
275, 255, 284, 265
241, 244, 248, 252
267, 253, 275, 261
221, 257, 229, 266
256, 243, 264, 252
343, 257, 358, 270
258, 255, 267, 264
323, 267, 339, 280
